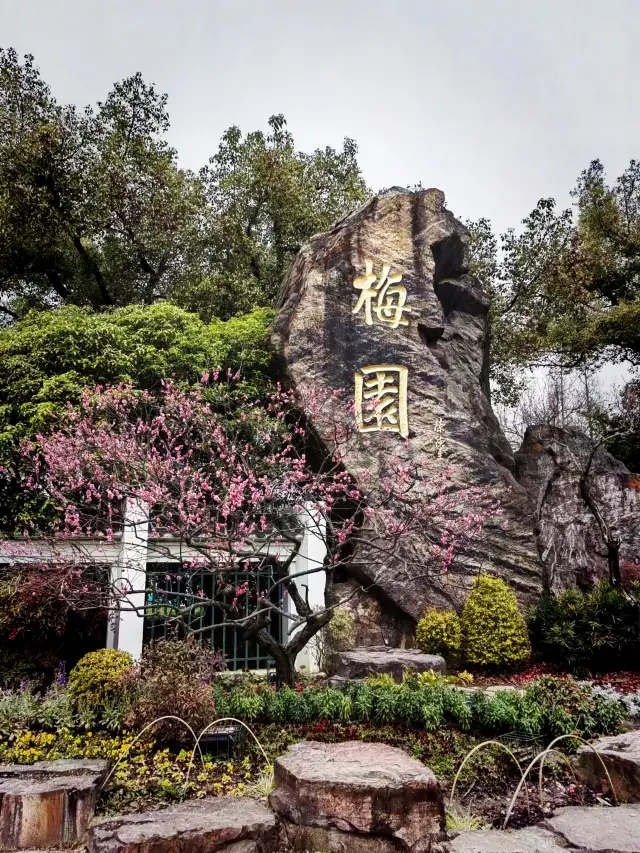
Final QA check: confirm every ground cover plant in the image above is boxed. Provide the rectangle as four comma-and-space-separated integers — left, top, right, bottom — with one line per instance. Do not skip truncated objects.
0, 644, 630, 827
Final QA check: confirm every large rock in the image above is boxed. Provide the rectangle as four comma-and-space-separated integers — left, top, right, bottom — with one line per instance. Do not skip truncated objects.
88, 797, 278, 853
541, 803, 640, 852
269, 740, 444, 850
273, 188, 542, 617
515, 425, 640, 592
575, 730, 640, 802
0, 758, 107, 850
332, 645, 446, 681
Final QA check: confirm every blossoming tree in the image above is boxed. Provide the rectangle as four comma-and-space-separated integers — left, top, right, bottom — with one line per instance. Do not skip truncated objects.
15, 379, 500, 686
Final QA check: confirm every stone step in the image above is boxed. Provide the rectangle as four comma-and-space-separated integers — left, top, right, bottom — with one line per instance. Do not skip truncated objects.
0, 759, 108, 850
87, 797, 278, 853
443, 805, 640, 853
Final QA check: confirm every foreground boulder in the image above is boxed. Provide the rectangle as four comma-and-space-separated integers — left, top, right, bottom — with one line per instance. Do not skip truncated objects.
273, 188, 543, 617
88, 797, 278, 853
575, 730, 640, 802
515, 425, 640, 592
0, 758, 107, 850
269, 740, 444, 850
332, 646, 446, 681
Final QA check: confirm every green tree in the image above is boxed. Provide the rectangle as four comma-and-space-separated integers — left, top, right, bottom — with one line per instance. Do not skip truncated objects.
0, 302, 274, 531
0, 49, 368, 321
175, 114, 369, 319
468, 160, 640, 404
0, 48, 205, 315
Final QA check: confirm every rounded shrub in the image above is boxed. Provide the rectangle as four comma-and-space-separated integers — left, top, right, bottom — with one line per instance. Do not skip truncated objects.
416, 608, 462, 658
461, 575, 531, 669
68, 649, 134, 708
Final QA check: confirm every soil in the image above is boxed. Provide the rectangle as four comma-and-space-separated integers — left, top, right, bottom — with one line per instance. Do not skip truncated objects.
448, 775, 613, 830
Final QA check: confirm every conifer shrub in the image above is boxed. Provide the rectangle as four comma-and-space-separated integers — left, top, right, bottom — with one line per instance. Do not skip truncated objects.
529, 581, 640, 673
416, 608, 462, 658
461, 575, 531, 669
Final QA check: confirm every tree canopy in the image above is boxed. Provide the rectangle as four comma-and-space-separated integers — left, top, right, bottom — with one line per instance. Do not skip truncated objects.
0, 48, 369, 321
469, 160, 640, 405
0, 302, 274, 531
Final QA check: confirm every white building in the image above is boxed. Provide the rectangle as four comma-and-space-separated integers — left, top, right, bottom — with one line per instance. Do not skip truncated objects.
0, 499, 327, 672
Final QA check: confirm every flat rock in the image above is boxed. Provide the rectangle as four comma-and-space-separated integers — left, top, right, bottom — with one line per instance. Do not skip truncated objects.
0, 759, 108, 850
446, 827, 564, 853
333, 646, 446, 681
269, 740, 444, 848
88, 797, 278, 853
541, 804, 640, 852
273, 187, 543, 616
575, 730, 640, 802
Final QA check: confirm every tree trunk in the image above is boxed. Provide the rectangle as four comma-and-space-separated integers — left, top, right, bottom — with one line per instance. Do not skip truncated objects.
271, 646, 297, 689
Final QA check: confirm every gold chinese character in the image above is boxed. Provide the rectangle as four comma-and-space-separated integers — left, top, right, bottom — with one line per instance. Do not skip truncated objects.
355, 365, 409, 438
352, 259, 412, 329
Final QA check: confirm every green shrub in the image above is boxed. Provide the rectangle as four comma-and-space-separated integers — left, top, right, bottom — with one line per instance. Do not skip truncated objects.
529, 581, 640, 673
461, 575, 531, 669
68, 649, 134, 710
470, 675, 625, 740
314, 608, 356, 674
416, 609, 462, 658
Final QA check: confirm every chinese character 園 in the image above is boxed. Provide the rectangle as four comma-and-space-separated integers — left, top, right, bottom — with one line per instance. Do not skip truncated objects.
354, 365, 409, 439
352, 258, 412, 329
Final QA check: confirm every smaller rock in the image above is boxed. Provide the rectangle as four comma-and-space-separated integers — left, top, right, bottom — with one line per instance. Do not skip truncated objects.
0, 759, 108, 850
333, 646, 446, 681
270, 740, 444, 849
446, 827, 564, 853
575, 730, 640, 802
542, 804, 640, 852
88, 797, 278, 853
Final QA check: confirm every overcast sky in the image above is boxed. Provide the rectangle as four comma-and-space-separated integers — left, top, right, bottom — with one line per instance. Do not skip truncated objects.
3, 0, 638, 234
2, 0, 637, 389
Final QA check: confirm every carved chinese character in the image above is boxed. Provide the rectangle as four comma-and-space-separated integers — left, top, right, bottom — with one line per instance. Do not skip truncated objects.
355, 365, 409, 438
432, 416, 446, 458
352, 259, 412, 329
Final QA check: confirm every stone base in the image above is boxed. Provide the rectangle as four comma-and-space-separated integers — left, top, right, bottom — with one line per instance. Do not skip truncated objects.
0, 759, 108, 850
87, 798, 278, 853
332, 646, 446, 681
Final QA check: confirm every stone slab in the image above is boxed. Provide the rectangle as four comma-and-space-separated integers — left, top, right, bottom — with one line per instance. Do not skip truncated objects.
542, 804, 640, 852
575, 730, 640, 802
270, 740, 444, 848
87, 797, 278, 853
333, 646, 446, 681
445, 827, 564, 853
0, 759, 108, 850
